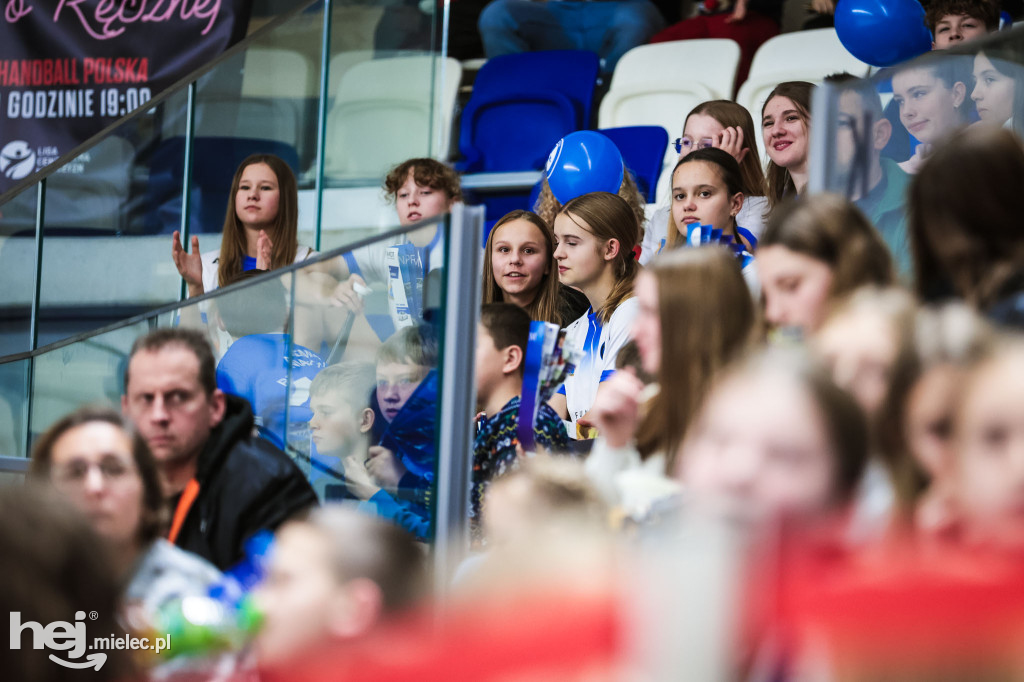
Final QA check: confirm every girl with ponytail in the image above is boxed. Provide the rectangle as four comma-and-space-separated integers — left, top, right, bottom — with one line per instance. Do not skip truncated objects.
549, 192, 640, 437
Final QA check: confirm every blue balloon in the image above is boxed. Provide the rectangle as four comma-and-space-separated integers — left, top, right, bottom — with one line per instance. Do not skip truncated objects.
544, 131, 624, 204
835, 0, 932, 68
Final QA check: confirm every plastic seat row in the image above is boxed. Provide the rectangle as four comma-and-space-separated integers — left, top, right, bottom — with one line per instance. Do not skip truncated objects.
601, 29, 871, 199
131, 29, 871, 235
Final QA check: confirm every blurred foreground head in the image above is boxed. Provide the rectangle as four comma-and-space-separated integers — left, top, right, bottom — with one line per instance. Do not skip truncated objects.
460, 456, 614, 600
484, 455, 607, 548
954, 337, 1024, 552
910, 126, 1024, 312
877, 303, 994, 527
253, 505, 426, 667
0, 484, 134, 681
679, 348, 869, 528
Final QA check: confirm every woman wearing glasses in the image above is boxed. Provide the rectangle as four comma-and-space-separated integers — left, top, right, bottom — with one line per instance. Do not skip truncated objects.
30, 407, 222, 635
640, 99, 768, 264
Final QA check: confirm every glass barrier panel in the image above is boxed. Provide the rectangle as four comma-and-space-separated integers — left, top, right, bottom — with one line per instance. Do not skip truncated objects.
141, 218, 449, 541
813, 31, 1024, 283
0, 183, 40, 356
0, 358, 31, 458
18, 211, 456, 548
289, 221, 445, 539
319, 0, 448, 250
187, 3, 325, 258
34, 89, 191, 349
28, 320, 151, 442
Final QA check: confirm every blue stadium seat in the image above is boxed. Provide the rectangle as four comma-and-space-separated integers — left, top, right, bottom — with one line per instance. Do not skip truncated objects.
598, 126, 669, 203
456, 51, 600, 173
518, 126, 668, 210
144, 136, 300, 234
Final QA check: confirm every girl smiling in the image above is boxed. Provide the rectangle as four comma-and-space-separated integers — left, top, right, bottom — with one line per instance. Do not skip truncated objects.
762, 81, 815, 211
482, 210, 589, 326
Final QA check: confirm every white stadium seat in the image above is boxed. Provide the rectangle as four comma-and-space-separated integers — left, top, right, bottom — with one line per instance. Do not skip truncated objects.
736, 28, 871, 164
599, 39, 743, 202
324, 55, 462, 179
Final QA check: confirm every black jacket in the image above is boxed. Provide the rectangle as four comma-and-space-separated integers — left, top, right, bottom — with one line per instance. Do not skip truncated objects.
171, 395, 318, 570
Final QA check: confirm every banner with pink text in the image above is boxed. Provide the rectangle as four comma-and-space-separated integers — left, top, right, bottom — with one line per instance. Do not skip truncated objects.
0, 0, 250, 194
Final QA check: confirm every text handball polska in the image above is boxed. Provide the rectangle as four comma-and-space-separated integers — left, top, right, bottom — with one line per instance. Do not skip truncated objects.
1, 58, 152, 120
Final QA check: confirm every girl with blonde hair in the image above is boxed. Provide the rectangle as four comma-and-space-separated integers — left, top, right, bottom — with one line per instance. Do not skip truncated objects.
549, 192, 640, 435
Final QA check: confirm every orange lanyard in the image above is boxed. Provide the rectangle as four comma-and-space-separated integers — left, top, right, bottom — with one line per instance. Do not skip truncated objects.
167, 478, 200, 545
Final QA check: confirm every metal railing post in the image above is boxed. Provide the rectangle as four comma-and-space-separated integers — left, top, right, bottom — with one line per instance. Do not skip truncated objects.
312, 0, 333, 252
178, 81, 198, 302
432, 204, 484, 602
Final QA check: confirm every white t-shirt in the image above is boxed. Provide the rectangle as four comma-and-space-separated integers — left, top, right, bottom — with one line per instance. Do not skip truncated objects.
559, 297, 639, 433
639, 196, 769, 265
200, 245, 315, 294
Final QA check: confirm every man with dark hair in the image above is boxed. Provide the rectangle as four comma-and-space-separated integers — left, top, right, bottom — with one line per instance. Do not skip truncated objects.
122, 327, 318, 570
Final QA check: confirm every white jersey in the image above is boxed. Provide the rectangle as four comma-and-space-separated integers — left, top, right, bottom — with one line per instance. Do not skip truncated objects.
639, 196, 768, 265
343, 226, 444, 284
559, 297, 639, 434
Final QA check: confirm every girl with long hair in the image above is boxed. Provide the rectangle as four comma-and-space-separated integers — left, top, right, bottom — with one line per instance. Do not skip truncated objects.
549, 192, 640, 435
642, 99, 768, 262
762, 81, 815, 211
666, 147, 753, 252
875, 303, 993, 541
482, 210, 588, 326
172, 153, 312, 296
971, 50, 1024, 136
680, 348, 869, 526
585, 247, 755, 517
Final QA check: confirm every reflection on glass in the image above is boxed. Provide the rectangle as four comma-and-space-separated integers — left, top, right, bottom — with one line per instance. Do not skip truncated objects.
971, 50, 1024, 136
297, 223, 444, 542
203, 271, 312, 462
29, 323, 148, 439
0, 185, 39, 356
832, 79, 912, 274
819, 32, 1024, 285
891, 54, 971, 174
0, 359, 31, 457
160, 221, 445, 540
